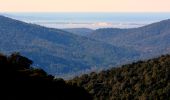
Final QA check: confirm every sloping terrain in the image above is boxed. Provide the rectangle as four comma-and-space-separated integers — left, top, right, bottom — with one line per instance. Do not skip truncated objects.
88, 19, 170, 57
0, 15, 139, 78
70, 55, 170, 99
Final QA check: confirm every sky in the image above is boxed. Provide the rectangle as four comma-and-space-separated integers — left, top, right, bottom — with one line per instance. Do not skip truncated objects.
0, 0, 170, 12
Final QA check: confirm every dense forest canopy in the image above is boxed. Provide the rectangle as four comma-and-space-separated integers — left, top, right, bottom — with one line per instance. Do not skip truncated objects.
69, 55, 170, 100
1, 52, 170, 99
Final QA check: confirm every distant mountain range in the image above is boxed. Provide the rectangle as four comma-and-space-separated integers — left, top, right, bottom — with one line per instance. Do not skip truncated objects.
0, 15, 139, 78
0, 15, 170, 78
62, 19, 170, 62
86, 19, 170, 58
1, 14, 170, 99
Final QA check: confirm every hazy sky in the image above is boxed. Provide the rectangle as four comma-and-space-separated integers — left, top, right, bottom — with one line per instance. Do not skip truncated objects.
0, 0, 170, 12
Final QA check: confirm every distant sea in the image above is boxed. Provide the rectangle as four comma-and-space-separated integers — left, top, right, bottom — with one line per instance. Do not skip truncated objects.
1, 12, 170, 29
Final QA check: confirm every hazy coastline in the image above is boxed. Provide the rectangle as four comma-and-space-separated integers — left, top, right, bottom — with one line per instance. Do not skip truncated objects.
1, 12, 170, 29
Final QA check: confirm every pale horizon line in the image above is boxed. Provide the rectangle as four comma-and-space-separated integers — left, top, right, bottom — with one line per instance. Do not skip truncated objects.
1, 11, 170, 13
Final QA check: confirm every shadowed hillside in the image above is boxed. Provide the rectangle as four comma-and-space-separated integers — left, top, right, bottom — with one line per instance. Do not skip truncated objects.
70, 55, 170, 100
0, 53, 92, 100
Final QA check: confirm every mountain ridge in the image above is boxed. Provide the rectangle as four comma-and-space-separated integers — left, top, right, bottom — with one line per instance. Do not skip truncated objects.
0, 15, 139, 78
88, 19, 170, 58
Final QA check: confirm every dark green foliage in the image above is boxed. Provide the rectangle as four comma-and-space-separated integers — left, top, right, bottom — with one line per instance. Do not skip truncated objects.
70, 55, 170, 100
0, 53, 92, 100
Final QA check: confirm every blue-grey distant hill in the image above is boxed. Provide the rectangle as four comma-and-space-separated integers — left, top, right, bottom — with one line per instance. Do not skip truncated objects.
88, 19, 170, 58
63, 28, 93, 36
0, 15, 139, 78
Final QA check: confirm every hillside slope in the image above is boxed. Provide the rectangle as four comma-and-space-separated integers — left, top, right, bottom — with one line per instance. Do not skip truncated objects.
70, 55, 170, 99
88, 19, 170, 57
0, 15, 139, 78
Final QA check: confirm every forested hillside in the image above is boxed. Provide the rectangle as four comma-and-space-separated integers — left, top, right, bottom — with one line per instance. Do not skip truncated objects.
1, 51, 170, 100
70, 55, 170, 100
88, 19, 170, 58
0, 15, 139, 78
0, 53, 92, 100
